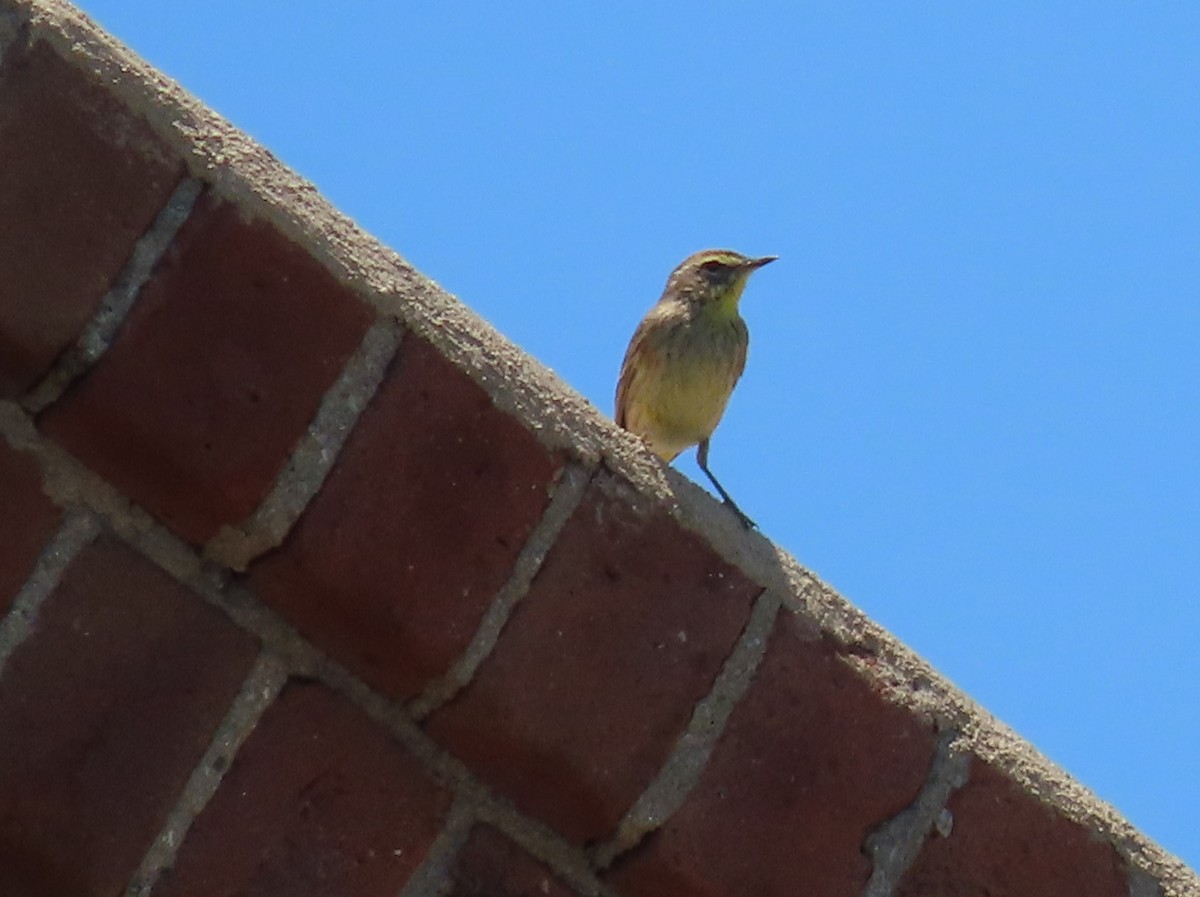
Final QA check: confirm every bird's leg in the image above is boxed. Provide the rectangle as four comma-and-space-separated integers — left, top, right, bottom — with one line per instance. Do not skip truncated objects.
696, 439, 756, 530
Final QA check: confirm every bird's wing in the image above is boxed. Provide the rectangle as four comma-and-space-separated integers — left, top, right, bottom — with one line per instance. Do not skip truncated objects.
614, 321, 647, 427
732, 318, 749, 384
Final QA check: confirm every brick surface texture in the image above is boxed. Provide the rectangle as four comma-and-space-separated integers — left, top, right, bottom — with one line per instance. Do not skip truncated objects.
895, 762, 1128, 897
0, 538, 258, 897
248, 332, 562, 700
40, 193, 374, 544
0, 40, 182, 397
607, 614, 937, 897
0, 8, 1189, 897
155, 681, 453, 897
427, 473, 762, 844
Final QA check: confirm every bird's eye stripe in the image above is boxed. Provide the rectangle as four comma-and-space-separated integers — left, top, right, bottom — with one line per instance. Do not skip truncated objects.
697, 252, 746, 272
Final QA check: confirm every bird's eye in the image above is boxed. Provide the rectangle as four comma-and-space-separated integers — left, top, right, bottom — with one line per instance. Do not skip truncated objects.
700, 259, 724, 272
700, 259, 729, 280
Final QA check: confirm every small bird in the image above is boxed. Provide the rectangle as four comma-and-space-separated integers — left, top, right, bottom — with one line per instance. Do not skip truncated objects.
616, 249, 776, 528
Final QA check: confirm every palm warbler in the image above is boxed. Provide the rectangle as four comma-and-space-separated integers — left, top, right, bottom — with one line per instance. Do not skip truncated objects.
615, 249, 776, 528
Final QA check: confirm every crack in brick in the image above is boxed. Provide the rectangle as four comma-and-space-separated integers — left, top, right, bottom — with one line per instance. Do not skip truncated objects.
20, 177, 205, 414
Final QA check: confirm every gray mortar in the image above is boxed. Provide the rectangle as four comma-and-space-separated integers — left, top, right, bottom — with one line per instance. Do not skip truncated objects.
472, 801, 623, 897
20, 177, 204, 414
1129, 865, 1168, 897
0, 508, 98, 676
0, 401, 211, 587
396, 797, 476, 897
9, 0, 620, 468
591, 588, 782, 868
5, 2, 1198, 893
204, 318, 403, 571
0, 401, 614, 894
862, 729, 971, 897
407, 462, 594, 721
216, 575, 619, 897
124, 652, 288, 897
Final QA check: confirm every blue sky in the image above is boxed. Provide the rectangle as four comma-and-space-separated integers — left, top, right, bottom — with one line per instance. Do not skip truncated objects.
77, 1, 1198, 868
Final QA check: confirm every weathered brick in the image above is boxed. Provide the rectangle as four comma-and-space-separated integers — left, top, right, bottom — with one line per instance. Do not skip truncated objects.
0, 40, 182, 396
0, 439, 62, 614
0, 538, 258, 897
247, 333, 561, 700
894, 761, 1127, 897
39, 194, 374, 544
425, 473, 760, 844
446, 825, 581, 897
606, 613, 937, 897
155, 680, 453, 897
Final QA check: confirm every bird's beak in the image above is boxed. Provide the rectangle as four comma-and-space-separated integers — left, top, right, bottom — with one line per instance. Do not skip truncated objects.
746, 255, 778, 270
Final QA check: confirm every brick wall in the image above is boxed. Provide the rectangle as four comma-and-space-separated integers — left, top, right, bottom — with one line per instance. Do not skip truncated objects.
0, 2, 1195, 896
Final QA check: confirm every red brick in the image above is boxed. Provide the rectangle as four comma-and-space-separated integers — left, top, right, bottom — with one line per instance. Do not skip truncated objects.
425, 473, 761, 844
894, 761, 1126, 897
0, 439, 62, 614
0, 41, 183, 396
247, 333, 561, 700
607, 614, 937, 897
39, 194, 374, 544
0, 538, 258, 897
155, 680, 453, 897
446, 825, 581, 897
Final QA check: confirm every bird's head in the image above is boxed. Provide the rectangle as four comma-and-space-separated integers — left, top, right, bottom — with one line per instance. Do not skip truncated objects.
663, 249, 777, 314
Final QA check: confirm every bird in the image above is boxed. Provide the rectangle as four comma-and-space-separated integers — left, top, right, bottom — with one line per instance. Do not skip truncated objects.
615, 248, 776, 528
